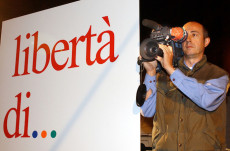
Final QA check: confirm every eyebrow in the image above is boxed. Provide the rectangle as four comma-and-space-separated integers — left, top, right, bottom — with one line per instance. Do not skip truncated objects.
190, 31, 199, 33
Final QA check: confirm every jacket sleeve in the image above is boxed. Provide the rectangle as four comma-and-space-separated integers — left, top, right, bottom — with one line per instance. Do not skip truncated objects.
140, 74, 157, 117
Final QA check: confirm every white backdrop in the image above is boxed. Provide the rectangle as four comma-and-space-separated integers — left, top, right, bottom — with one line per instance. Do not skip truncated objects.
0, 0, 140, 151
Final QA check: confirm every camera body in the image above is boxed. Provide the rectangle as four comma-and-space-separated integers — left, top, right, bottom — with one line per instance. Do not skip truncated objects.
139, 24, 187, 68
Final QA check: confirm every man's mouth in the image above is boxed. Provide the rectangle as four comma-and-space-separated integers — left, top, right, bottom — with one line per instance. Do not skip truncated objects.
186, 45, 193, 48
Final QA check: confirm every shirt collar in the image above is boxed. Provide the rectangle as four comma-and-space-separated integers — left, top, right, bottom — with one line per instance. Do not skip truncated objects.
178, 55, 207, 75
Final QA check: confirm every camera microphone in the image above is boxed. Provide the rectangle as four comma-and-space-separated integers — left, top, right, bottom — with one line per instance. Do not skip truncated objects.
142, 19, 187, 43
142, 19, 162, 30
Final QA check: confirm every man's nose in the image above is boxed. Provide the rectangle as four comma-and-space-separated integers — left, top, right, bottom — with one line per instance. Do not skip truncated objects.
186, 35, 191, 42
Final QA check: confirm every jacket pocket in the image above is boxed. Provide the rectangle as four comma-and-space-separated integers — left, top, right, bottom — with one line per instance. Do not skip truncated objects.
202, 129, 221, 150
152, 127, 162, 149
156, 87, 177, 114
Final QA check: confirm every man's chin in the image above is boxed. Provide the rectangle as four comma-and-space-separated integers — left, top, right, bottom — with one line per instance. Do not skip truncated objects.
184, 53, 197, 58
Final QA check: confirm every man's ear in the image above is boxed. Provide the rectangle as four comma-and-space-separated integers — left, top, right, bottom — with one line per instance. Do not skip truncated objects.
204, 37, 210, 47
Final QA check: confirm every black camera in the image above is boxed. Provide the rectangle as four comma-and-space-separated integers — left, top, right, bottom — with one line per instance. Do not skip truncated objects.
136, 20, 187, 107
138, 19, 187, 67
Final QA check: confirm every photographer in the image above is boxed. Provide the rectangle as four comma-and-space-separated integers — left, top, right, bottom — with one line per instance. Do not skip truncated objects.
140, 21, 229, 150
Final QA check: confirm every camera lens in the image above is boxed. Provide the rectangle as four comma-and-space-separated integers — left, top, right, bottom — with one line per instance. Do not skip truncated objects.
147, 42, 158, 56
140, 38, 162, 61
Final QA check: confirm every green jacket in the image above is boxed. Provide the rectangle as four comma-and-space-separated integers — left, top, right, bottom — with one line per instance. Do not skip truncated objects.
153, 56, 228, 151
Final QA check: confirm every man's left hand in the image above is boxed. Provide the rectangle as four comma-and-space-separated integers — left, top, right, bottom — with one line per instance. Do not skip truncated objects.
155, 44, 175, 75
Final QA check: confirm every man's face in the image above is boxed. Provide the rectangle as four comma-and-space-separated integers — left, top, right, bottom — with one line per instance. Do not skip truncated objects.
182, 22, 210, 58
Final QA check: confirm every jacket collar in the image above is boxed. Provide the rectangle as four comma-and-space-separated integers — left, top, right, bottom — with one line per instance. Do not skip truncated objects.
178, 55, 207, 76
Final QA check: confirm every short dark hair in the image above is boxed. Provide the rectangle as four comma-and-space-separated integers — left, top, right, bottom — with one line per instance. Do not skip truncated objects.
202, 25, 209, 39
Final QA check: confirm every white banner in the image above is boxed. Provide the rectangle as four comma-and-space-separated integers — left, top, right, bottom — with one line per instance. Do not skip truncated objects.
0, 0, 140, 151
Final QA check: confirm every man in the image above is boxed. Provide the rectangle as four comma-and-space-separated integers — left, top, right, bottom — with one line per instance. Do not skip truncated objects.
141, 21, 229, 150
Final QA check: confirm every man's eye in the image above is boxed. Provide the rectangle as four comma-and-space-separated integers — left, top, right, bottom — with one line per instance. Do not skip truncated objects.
192, 33, 197, 37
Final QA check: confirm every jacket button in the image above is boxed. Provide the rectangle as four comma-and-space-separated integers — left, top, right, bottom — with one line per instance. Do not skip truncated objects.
179, 144, 182, 147
180, 118, 183, 122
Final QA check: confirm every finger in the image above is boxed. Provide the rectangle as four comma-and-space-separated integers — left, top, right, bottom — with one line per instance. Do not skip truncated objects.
158, 44, 168, 54
155, 56, 163, 62
167, 45, 173, 53
159, 44, 172, 51
152, 60, 157, 64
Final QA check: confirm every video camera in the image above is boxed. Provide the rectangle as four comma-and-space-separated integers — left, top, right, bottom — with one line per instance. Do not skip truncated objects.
138, 19, 187, 68
136, 19, 188, 107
